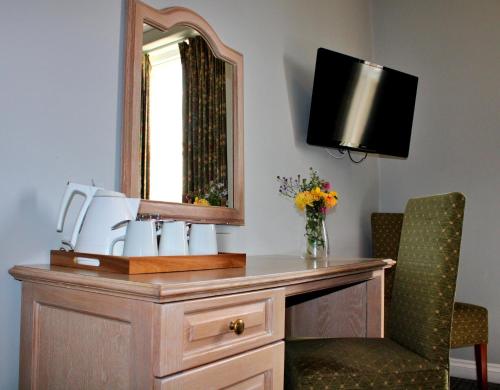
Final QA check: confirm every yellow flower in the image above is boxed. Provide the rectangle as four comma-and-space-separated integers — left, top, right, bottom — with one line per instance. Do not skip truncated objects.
311, 186, 323, 201
324, 191, 338, 208
194, 197, 209, 206
294, 191, 314, 210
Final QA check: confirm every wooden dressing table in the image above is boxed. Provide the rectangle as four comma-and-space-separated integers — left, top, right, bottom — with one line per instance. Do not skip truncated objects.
10, 256, 392, 389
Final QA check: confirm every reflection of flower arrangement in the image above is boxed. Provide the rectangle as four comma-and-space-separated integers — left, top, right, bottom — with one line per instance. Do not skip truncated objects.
277, 168, 338, 255
189, 181, 228, 207
193, 197, 210, 206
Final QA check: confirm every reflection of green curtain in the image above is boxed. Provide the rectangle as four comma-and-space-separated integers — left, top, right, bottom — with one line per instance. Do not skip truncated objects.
140, 53, 151, 199
179, 36, 227, 202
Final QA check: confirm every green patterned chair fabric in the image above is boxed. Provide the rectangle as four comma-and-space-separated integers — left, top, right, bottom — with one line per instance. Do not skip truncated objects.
371, 213, 488, 349
371, 212, 404, 336
388, 193, 465, 369
285, 193, 466, 389
285, 338, 448, 389
450, 302, 488, 348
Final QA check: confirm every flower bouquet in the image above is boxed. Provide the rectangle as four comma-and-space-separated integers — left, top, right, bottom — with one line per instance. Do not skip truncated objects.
277, 168, 338, 259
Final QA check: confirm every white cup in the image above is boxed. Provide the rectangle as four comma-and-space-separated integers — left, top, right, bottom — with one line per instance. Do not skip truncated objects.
113, 220, 158, 257
189, 224, 218, 255
159, 221, 189, 256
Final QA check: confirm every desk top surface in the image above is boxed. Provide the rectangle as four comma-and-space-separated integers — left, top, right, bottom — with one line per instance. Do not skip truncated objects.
10, 256, 393, 302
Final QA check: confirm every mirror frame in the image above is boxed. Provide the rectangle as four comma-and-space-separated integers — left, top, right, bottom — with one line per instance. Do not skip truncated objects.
122, 0, 244, 224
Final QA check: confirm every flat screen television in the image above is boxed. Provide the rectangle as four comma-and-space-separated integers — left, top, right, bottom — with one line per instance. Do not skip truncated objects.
307, 48, 418, 158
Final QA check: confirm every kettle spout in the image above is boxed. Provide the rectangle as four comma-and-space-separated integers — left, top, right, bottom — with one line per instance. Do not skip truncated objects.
111, 219, 131, 230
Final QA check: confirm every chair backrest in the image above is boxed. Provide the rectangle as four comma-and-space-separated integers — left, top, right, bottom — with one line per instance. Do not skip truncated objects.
388, 193, 465, 369
371, 213, 405, 261
371, 212, 404, 335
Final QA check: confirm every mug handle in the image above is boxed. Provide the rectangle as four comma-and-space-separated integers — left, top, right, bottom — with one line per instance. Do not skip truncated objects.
110, 235, 125, 256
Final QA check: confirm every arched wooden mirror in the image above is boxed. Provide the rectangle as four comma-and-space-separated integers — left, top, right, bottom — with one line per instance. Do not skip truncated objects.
122, 0, 244, 224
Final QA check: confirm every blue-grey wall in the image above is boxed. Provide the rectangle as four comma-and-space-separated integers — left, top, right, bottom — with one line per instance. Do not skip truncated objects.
372, 0, 500, 366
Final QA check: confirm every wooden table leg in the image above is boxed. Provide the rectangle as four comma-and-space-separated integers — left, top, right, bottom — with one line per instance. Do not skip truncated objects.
366, 269, 384, 338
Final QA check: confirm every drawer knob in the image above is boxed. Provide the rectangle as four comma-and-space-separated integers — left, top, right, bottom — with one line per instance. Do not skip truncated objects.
229, 319, 245, 335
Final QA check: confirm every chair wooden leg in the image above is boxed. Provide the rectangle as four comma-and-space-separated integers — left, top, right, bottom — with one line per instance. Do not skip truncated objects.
474, 343, 488, 390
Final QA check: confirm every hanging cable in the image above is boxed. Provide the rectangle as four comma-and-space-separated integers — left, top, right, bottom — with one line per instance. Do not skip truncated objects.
325, 147, 367, 163
347, 150, 368, 163
324, 148, 346, 159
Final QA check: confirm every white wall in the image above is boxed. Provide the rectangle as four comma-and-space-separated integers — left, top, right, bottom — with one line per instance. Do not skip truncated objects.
147, 0, 379, 257
0, 1, 126, 388
0, 0, 377, 387
372, 0, 500, 363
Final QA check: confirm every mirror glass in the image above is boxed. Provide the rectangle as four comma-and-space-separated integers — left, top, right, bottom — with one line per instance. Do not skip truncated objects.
140, 23, 234, 208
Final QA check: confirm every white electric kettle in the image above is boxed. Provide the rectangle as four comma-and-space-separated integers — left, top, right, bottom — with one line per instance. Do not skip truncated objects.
56, 182, 140, 255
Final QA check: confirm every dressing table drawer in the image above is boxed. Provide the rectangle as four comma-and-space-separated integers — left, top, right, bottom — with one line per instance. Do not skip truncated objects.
153, 288, 285, 377
154, 341, 284, 389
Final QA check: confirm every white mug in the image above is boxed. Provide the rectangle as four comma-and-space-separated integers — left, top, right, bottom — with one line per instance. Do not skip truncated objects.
189, 224, 218, 255
159, 221, 189, 256
113, 220, 158, 257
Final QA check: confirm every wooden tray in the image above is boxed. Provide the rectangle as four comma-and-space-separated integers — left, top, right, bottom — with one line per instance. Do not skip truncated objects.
50, 250, 246, 275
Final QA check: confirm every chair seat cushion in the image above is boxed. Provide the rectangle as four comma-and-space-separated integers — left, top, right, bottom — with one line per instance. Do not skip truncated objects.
451, 302, 488, 348
285, 338, 448, 389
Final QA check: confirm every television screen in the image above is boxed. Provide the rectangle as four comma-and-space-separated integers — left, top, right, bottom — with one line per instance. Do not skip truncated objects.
307, 48, 418, 158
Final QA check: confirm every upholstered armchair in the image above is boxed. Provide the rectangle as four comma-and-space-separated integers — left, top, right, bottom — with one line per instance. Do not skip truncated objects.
371, 212, 489, 389
285, 193, 466, 389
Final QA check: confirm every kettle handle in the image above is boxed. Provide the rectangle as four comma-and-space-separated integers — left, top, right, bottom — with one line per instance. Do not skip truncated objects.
56, 183, 99, 250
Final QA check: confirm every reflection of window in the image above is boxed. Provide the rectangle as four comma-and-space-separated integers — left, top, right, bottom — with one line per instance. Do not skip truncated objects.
148, 45, 183, 202
141, 27, 234, 206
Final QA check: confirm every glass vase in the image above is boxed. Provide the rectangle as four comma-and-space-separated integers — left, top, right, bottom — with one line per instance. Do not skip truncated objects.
302, 209, 329, 259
